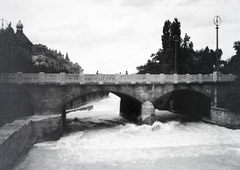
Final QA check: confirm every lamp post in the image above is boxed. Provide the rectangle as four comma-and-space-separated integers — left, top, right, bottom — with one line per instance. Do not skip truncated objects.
213, 16, 221, 107
173, 35, 179, 73
213, 15, 221, 72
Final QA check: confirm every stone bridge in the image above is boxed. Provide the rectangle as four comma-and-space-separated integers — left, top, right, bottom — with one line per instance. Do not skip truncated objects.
0, 72, 237, 126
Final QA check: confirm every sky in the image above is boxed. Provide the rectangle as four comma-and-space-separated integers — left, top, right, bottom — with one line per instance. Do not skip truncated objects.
1, 0, 240, 74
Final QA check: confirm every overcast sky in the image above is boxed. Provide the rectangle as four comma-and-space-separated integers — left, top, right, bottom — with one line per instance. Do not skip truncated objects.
1, 0, 240, 74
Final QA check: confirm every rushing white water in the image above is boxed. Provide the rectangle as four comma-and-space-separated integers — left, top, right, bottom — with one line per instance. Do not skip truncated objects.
13, 93, 240, 170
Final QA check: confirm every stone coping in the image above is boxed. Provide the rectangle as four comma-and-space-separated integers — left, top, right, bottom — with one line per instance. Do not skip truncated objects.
0, 114, 61, 145
0, 72, 237, 85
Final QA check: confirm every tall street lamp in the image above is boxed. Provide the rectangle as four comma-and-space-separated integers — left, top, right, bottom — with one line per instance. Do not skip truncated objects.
213, 15, 221, 72
173, 35, 179, 73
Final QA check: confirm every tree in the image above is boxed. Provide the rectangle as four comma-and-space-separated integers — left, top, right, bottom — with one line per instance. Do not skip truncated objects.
161, 20, 171, 52
136, 18, 217, 74
179, 33, 194, 73
190, 47, 215, 74
151, 18, 182, 74
136, 58, 161, 74
233, 41, 240, 56
223, 41, 240, 76
137, 18, 191, 74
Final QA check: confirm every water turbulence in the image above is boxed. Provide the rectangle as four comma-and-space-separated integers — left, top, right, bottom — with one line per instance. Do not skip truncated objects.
13, 93, 240, 170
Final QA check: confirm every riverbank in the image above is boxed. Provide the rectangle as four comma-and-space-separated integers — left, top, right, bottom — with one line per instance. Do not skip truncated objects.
0, 115, 62, 170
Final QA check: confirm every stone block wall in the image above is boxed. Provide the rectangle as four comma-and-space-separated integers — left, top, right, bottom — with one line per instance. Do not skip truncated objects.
31, 115, 62, 141
216, 81, 240, 113
0, 119, 32, 170
0, 115, 62, 170
209, 107, 240, 129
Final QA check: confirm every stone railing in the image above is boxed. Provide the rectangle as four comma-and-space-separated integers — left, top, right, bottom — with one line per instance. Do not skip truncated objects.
0, 72, 237, 85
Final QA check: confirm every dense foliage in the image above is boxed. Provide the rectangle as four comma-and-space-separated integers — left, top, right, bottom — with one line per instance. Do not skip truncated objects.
137, 18, 223, 74
223, 41, 240, 77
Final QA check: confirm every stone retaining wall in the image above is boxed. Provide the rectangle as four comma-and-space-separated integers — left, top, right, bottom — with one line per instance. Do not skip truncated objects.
208, 107, 240, 129
0, 115, 62, 170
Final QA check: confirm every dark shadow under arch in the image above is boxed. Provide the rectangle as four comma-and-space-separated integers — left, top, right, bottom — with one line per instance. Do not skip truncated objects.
153, 89, 211, 120
111, 91, 142, 123
62, 90, 142, 127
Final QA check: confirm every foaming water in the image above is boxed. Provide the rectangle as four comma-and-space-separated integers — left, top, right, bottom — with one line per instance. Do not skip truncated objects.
13, 94, 240, 170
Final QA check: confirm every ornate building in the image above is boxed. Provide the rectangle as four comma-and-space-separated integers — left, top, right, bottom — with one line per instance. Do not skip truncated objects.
0, 19, 83, 73
32, 44, 83, 73
0, 20, 33, 72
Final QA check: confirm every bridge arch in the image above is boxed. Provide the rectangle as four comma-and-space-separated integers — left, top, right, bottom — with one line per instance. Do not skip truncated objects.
153, 88, 211, 120
25, 83, 215, 125
60, 86, 144, 124
60, 85, 145, 107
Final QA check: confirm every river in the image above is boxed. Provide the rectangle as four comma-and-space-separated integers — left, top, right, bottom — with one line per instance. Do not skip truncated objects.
13, 93, 240, 170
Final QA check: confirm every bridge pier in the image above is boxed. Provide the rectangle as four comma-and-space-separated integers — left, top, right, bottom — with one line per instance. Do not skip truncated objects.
141, 101, 155, 125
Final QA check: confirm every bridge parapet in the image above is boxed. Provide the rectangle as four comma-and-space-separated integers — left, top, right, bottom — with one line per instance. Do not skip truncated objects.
0, 72, 237, 85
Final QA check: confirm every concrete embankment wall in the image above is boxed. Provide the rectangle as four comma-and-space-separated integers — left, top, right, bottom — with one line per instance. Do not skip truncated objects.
0, 115, 62, 170
204, 107, 240, 129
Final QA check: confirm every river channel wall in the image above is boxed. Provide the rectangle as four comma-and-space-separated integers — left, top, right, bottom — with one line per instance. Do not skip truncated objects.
202, 107, 240, 129
210, 107, 240, 129
0, 115, 62, 170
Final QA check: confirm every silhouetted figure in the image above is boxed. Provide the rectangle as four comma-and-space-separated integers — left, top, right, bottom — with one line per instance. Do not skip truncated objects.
96, 71, 98, 74
126, 71, 128, 74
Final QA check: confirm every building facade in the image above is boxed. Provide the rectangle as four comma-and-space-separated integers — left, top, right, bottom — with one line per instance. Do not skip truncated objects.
32, 44, 83, 73
0, 19, 83, 73
0, 20, 33, 72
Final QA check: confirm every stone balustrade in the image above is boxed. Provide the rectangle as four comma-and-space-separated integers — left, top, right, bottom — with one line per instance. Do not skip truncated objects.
0, 72, 237, 85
